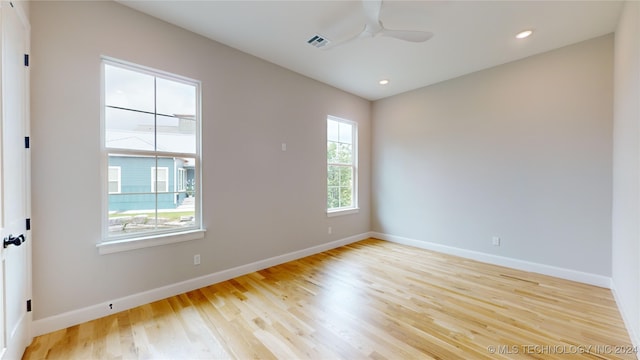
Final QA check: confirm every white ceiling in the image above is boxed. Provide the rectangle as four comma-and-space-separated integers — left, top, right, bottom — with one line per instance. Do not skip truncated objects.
118, 0, 623, 101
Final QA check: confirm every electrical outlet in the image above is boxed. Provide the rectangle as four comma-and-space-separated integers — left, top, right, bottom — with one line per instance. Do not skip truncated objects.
194, 254, 201, 265
328, 226, 332, 234
492, 236, 501, 246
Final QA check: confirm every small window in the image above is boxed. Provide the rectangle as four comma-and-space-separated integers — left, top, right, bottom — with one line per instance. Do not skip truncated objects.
177, 168, 187, 192
327, 116, 358, 214
151, 167, 169, 193
102, 58, 202, 248
108, 166, 121, 194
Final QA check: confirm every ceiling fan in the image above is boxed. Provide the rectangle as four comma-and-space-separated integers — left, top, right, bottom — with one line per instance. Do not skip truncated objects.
309, 0, 434, 50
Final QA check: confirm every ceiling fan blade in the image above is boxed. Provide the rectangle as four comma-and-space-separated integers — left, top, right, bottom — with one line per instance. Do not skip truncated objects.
361, 0, 383, 34
321, 26, 368, 50
380, 29, 434, 43
314, 0, 433, 50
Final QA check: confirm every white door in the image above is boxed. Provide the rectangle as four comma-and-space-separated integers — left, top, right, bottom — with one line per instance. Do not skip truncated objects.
0, 2, 31, 359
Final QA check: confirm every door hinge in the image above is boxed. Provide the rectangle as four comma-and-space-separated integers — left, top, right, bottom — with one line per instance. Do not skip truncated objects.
25, 136, 30, 149
24, 54, 29, 67
26, 299, 31, 312
26, 218, 31, 230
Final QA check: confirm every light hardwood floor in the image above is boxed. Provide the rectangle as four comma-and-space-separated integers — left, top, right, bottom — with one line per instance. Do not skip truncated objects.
23, 239, 636, 359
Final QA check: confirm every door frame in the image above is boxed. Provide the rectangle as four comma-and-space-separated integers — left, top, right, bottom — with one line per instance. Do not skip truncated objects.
0, 1, 32, 359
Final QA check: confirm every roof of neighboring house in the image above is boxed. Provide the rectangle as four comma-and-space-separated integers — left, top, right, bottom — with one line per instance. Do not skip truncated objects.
106, 129, 195, 155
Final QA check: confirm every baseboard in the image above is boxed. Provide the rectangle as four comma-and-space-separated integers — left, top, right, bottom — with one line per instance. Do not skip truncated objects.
32, 232, 372, 337
371, 232, 612, 288
611, 281, 640, 359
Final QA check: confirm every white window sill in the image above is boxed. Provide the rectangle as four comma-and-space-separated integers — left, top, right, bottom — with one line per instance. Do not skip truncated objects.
97, 229, 206, 255
327, 208, 359, 217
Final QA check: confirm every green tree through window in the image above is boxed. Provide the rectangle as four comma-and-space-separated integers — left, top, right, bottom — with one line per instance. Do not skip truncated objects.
327, 116, 357, 212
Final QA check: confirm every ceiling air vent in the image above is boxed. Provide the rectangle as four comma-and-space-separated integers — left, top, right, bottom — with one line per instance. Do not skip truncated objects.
307, 34, 330, 49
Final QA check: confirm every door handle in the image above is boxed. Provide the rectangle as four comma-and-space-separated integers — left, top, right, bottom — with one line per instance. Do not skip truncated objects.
3, 234, 25, 248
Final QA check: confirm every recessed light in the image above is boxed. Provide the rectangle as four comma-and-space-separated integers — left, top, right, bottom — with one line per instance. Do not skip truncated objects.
379, 79, 389, 85
516, 30, 533, 39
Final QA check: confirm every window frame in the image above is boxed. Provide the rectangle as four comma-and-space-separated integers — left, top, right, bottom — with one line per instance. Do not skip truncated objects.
326, 115, 359, 216
99, 57, 204, 254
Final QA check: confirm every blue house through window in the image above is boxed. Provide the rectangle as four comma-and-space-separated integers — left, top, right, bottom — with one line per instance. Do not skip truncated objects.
108, 155, 195, 212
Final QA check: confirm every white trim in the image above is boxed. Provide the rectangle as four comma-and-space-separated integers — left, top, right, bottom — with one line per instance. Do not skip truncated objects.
3, 311, 29, 360
372, 232, 612, 288
327, 208, 359, 217
98, 229, 206, 255
102, 56, 199, 86
611, 281, 640, 359
34, 232, 371, 337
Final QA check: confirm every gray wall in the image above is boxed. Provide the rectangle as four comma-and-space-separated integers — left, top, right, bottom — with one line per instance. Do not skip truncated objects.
30, 1, 370, 320
612, 0, 640, 347
372, 35, 614, 276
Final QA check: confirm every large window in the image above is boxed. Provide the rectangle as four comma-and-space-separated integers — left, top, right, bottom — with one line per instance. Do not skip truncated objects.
102, 58, 201, 245
327, 116, 357, 214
